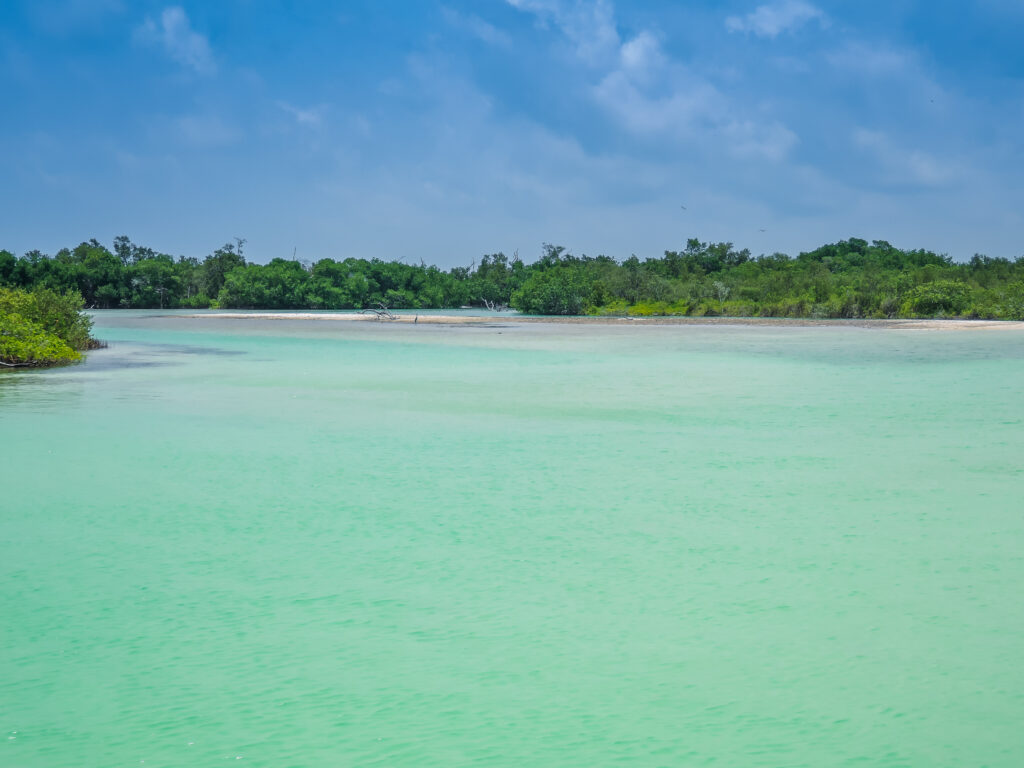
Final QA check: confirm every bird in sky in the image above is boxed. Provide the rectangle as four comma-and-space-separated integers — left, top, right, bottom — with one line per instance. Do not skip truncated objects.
680, 205, 687, 210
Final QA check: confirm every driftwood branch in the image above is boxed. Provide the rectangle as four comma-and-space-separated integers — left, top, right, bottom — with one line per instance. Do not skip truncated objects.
360, 302, 397, 321
0, 359, 54, 368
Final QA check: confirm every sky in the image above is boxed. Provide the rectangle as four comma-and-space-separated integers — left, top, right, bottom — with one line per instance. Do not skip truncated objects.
1, 0, 1022, 266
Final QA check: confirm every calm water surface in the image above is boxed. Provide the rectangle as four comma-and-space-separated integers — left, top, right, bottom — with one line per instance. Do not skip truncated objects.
2, 312, 1023, 767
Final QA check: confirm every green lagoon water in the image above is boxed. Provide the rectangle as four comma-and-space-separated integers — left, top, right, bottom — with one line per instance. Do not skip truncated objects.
2, 312, 1023, 767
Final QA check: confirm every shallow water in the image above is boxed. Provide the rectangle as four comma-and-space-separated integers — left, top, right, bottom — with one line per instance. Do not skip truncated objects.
2, 313, 1023, 767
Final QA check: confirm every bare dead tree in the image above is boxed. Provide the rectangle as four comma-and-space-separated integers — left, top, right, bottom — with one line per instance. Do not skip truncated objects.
361, 301, 397, 321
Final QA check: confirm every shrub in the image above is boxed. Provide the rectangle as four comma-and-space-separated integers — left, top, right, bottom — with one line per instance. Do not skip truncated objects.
0, 287, 95, 349
511, 267, 592, 315
588, 299, 630, 316
627, 301, 670, 316
899, 280, 973, 317
0, 312, 80, 367
995, 281, 1024, 320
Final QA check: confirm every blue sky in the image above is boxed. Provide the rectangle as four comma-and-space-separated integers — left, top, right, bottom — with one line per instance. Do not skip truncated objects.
1, 0, 1022, 265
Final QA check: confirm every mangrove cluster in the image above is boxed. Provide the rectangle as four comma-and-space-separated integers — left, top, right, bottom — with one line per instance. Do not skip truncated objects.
0, 287, 99, 368
2, 237, 1023, 319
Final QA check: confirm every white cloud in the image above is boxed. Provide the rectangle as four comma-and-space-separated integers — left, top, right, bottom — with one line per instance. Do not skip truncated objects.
509, 0, 798, 161
278, 102, 325, 128
853, 129, 956, 187
506, 0, 619, 63
827, 41, 946, 107
592, 69, 725, 135
619, 30, 665, 82
827, 42, 912, 76
726, 0, 825, 38
593, 61, 798, 161
725, 120, 799, 161
441, 7, 512, 47
136, 6, 214, 74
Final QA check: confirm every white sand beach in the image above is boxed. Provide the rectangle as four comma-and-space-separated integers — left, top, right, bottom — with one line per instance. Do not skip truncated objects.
176, 312, 1024, 330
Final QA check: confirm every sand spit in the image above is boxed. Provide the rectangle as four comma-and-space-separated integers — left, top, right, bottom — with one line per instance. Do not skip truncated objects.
173, 312, 1024, 331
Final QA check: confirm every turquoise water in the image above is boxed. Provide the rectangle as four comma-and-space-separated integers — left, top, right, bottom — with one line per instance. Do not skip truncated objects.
2, 313, 1023, 767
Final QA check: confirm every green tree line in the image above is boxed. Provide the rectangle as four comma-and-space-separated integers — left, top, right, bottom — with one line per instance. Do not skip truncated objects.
2, 236, 1023, 319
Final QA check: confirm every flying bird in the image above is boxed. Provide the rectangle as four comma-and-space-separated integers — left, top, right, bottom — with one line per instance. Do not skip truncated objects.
680, 205, 687, 210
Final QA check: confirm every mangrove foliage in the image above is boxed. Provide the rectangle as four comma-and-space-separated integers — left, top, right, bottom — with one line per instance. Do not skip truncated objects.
0, 287, 99, 368
2, 237, 1023, 319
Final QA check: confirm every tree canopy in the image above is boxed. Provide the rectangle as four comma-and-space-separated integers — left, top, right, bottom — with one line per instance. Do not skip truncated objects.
2, 236, 1023, 320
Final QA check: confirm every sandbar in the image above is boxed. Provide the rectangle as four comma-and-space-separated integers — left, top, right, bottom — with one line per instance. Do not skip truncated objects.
173, 312, 1024, 330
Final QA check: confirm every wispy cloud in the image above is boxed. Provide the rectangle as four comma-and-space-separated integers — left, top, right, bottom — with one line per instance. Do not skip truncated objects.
509, 0, 797, 160
135, 6, 214, 74
726, 0, 825, 38
827, 40, 946, 109
506, 0, 619, 63
725, 120, 798, 161
277, 102, 325, 128
440, 7, 512, 47
827, 42, 912, 76
618, 31, 665, 83
853, 128, 955, 187
591, 68, 725, 135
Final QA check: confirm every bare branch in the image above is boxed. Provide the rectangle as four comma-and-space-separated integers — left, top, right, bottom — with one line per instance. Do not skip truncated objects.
360, 301, 397, 321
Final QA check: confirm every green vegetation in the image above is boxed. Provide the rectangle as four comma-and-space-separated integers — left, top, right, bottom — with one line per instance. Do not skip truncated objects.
0, 287, 99, 368
2, 236, 1023, 319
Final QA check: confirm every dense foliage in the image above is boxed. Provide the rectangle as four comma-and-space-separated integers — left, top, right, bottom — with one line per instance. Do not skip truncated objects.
0, 287, 98, 367
2, 237, 1023, 319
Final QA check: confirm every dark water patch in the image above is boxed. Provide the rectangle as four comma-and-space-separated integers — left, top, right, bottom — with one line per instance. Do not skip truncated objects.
77, 356, 170, 372
141, 342, 248, 357
70, 341, 248, 373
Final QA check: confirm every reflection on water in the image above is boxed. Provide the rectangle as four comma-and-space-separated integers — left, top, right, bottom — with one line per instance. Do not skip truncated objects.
3, 312, 1024, 767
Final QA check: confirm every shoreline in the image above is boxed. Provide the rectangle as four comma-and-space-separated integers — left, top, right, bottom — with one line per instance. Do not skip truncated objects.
168, 312, 1024, 331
